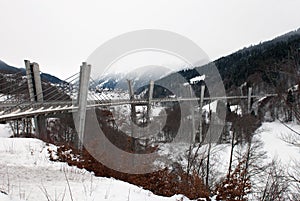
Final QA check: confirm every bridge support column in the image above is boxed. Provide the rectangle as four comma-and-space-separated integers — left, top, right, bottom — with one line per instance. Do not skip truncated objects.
146, 80, 154, 123
25, 60, 46, 140
77, 62, 91, 150
127, 79, 137, 151
199, 84, 205, 143
189, 85, 196, 143
127, 80, 137, 124
247, 87, 252, 114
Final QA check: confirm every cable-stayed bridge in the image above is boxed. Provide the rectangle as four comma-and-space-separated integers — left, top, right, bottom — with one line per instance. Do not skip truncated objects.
0, 60, 277, 149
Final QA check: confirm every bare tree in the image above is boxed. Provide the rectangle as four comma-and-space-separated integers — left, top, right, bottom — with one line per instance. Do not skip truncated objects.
260, 159, 290, 201
287, 160, 300, 200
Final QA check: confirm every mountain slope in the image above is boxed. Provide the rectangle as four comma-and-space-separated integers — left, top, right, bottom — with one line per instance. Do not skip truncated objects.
214, 28, 300, 92
0, 60, 63, 84
154, 28, 300, 98
0, 60, 69, 102
96, 66, 173, 91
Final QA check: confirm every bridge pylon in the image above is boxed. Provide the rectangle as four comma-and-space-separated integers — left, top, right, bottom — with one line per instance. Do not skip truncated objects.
127, 79, 137, 124
76, 62, 91, 150
24, 60, 47, 139
146, 80, 154, 124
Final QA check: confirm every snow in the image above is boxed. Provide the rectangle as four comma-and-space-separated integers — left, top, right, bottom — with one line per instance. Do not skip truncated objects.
289, 84, 298, 91
202, 100, 218, 113
0, 120, 299, 201
151, 106, 165, 117
97, 79, 110, 88
258, 121, 300, 164
189, 75, 205, 84
97, 90, 129, 100
230, 105, 242, 116
0, 94, 8, 102
0, 136, 196, 201
156, 121, 300, 196
171, 122, 300, 167
156, 141, 231, 179
0, 124, 12, 138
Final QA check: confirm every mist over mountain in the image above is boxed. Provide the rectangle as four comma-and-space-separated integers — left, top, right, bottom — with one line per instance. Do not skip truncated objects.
1, 28, 300, 98
154, 28, 300, 98
94, 28, 300, 98
96, 65, 174, 91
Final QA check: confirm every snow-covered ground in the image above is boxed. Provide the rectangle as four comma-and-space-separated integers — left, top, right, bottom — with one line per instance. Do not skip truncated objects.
258, 121, 300, 164
0, 126, 195, 201
156, 120, 300, 199
158, 120, 299, 168
0, 120, 299, 201
0, 124, 12, 138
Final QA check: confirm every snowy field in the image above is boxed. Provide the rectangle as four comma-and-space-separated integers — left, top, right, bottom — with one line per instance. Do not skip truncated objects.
158, 121, 300, 166
258, 122, 300, 164
0, 125, 194, 201
0, 121, 299, 201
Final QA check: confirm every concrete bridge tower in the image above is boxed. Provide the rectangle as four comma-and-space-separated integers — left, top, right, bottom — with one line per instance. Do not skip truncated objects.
24, 60, 47, 139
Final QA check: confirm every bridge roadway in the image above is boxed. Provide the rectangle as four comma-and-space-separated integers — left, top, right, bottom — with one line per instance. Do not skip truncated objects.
0, 94, 277, 122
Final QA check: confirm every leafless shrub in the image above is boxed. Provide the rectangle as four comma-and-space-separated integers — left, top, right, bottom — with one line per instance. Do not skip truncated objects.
287, 160, 300, 200
259, 159, 290, 201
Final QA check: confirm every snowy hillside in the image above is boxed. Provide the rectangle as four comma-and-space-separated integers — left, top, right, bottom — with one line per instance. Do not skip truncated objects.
155, 120, 300, 199
0, 120, 299, 200
258, 122, 300, 164
0, 132, 198, 201
157, 121, 300, 168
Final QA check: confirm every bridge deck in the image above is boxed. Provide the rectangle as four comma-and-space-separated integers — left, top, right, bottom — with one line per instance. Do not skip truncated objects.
0, 94, 277, 122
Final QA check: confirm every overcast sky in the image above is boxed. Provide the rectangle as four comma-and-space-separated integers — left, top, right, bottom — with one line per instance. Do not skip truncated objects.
0, 0, 300, 79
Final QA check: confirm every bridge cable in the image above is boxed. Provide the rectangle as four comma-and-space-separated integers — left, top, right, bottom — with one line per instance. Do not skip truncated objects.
1, 72, 79, 115
0, 70, 25, 87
